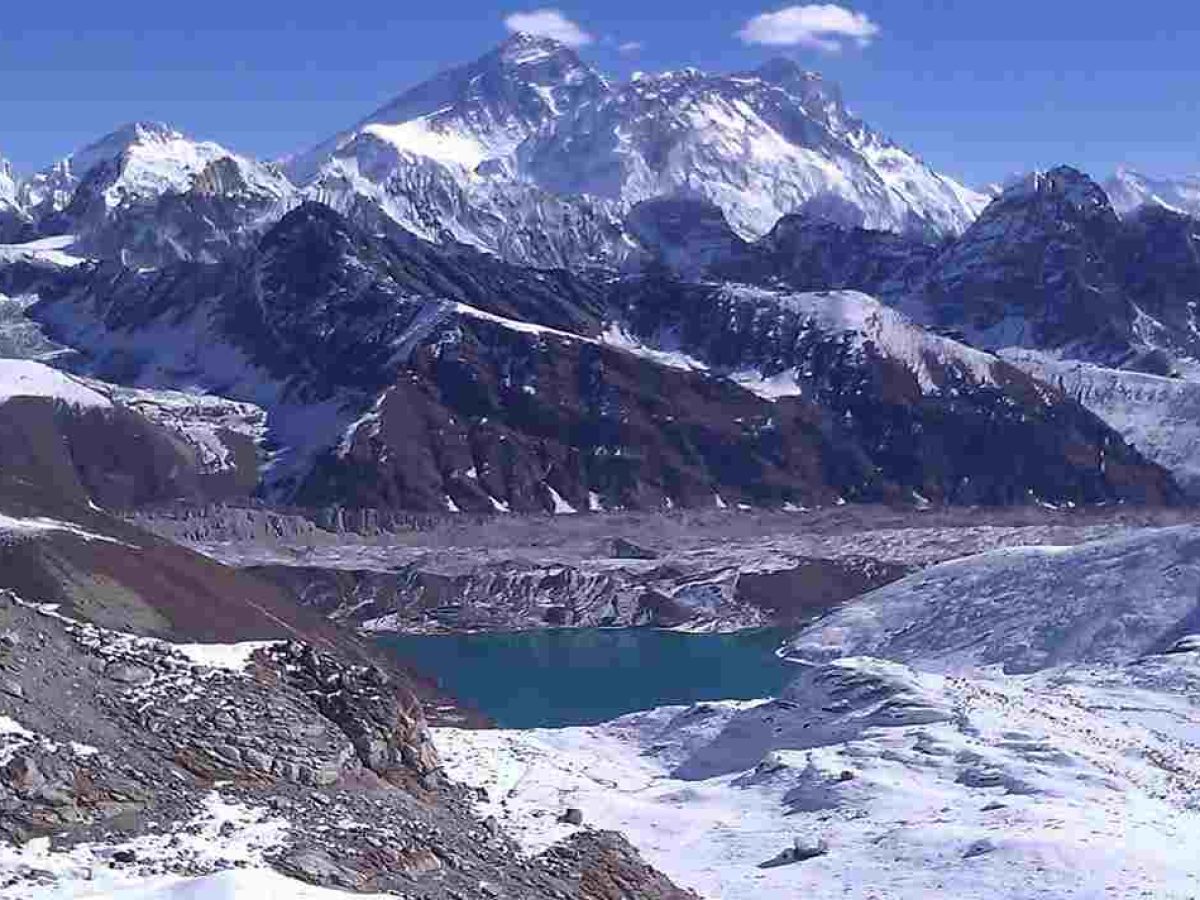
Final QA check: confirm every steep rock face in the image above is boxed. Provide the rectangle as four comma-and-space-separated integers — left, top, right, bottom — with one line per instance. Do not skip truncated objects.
305, 308, 856, 512
909, 166, 1200, 391
15, 206, 850, 511
311, 158, 631, 270
718, 212, 939, 297
623, 199, 941, 299
1114, 204, 1200, 368
6, 204, 609, 494
22, 122, 295, 267
0, 157, 33, 243
624, 197, 754, 279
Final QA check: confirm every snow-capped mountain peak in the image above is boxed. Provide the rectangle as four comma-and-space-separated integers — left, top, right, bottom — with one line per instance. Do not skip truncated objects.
1002, 165, 1115, 215
289, 33, 608, 183
14, 122, 296, 266
518, 57, 986, 241
283, 41, 987, 267
21, 121, 284, 218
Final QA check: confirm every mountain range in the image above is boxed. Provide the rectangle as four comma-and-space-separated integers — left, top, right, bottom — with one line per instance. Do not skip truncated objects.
1, 33, 1199, 512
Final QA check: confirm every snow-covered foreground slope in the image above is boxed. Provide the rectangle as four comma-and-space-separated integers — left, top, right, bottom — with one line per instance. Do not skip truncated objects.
434, 525, 1200, 898
436, 643, 1200, 900
1, 793, 297, 900
12, 869, 396, 900
785, 526, 1200, 672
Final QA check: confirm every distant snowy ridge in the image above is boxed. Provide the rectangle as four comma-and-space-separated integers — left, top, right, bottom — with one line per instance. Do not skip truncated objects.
290, 35, 985, 266
1104, 166, 1200, 218
521, 61, 986, 241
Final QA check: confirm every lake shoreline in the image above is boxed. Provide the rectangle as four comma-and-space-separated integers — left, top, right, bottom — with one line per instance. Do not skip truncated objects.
375, 626, 797, 730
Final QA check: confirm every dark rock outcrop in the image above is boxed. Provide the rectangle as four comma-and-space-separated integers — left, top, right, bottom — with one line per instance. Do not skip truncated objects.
265, 641, 438, 778
913, 167, 1200, 371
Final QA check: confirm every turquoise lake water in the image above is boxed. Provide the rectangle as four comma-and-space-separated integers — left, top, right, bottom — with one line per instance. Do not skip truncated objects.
377, 627, 796, 728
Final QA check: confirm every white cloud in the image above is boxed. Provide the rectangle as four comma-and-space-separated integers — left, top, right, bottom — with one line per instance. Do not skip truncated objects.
618, 41, 644, 54
504, 9, 594, 48
737, 4, 880, 52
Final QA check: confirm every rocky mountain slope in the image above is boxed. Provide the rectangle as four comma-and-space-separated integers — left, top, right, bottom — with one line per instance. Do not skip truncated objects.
0, 370, 695, 896
910, 168, 1200, 369
0, 359, 261, 512
3, 203, 1176, 512
0, 589, 695, 899
618, 168, 1200, 494
2, 40, 1195, 508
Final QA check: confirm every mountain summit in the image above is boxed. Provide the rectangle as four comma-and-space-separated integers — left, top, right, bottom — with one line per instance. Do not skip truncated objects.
285, 37, 985, 266
519, 57, 985, 240
288, 32, 608, 183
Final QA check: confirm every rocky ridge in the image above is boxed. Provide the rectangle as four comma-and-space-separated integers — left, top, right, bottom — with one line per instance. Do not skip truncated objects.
3, 203, 1176, 513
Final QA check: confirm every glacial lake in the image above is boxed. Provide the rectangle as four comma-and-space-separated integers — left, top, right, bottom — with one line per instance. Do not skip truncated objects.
377, 627, 796, 728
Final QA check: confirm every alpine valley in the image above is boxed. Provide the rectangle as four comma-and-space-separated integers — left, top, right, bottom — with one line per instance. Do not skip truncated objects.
2, 30, 1200, 900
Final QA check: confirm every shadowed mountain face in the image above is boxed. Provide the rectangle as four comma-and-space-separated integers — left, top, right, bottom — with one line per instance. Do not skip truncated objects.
910, 168, 1200, 371
1, 203, 1177, 513
630, 171, 1200, 377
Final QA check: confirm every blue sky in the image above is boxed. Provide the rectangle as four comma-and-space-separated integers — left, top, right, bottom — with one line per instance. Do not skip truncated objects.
1, 1, 1198, 187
